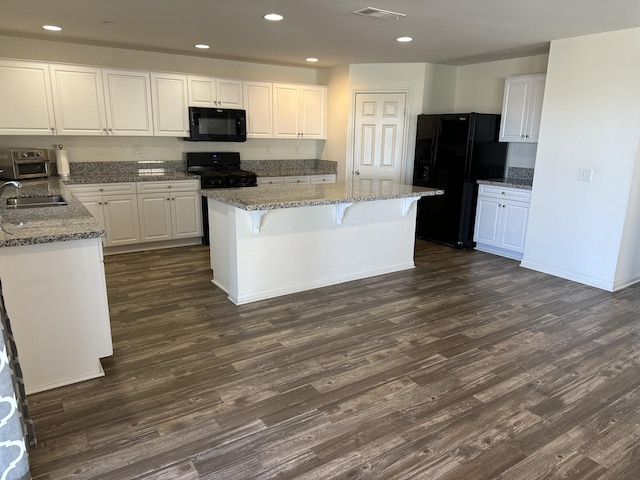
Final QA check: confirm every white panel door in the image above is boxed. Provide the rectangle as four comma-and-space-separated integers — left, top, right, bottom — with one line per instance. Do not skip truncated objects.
473, 196, 502, 246
49, 64, 107, 135
273, 83, 300, 138
138, 194, 172, 242
103, 194, 141, 246
352, 92, 407, 182
150, 73, 189, 137
0, 60, 56, 135
499, 78, 529, 142
300, 86, 326, 139
500, 201, 529, 252
103, 69, 154, 136
172, 192, 202, 238
244, 81, 273, 138
216, 78, 244, 108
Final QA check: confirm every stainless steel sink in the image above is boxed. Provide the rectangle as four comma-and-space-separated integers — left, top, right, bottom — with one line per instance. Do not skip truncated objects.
6, 194, 68, 209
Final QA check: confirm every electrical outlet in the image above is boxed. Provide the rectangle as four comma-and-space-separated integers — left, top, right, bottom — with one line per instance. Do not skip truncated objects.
578, 168, 593, 182
133, 144, 141, 155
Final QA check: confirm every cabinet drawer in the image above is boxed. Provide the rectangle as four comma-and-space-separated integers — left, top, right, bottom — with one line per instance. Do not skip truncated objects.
68, 182, 137, 197
478, 184, 531, 203
284, 176, 311, 184
136, 179, 199, 193
257, 176, 285, 185
310, 174, 336, 184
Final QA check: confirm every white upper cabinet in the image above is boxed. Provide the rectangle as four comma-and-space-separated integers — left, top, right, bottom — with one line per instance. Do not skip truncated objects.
244, 81, 273, 138
499, 73, 546, 143
273, 83, 327, 139
50, 64, 108, 135
102, 69, 154, 136
0, 59, 56, 135
187, 75, 243, 108
299, 85, 327, 139
150, 72, 189, 137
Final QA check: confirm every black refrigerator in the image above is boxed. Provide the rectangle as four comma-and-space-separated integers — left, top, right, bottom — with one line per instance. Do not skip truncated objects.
413, 113, 507, 249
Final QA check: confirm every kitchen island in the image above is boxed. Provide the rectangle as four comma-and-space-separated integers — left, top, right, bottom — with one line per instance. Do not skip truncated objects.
202, 181, 444, 304
0, 178, 112, 394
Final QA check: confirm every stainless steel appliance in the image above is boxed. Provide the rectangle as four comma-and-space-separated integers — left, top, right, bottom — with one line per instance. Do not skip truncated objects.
0, 148, 50, 180
186, 107, 247, 142
186, 151, 257, 244
413, 113, 507, 248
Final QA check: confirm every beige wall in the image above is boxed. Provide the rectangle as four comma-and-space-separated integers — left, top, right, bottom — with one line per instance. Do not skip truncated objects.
0, 35, 319, 84
522, 28, 640, 290
318, 65, 349, 181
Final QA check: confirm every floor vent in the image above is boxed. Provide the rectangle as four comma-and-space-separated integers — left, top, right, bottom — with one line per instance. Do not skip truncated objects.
352, 7, 406, 20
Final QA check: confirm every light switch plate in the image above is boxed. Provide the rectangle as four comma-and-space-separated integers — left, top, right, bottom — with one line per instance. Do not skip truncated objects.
578, 168, 593, 182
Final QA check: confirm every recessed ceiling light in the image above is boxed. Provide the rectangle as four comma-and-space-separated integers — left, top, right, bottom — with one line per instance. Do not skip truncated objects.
264, 13, 284, 21
396, 36, 413, 43
195, 44, 210, 49
42, 25, 62, 32
306, 57, 319, 63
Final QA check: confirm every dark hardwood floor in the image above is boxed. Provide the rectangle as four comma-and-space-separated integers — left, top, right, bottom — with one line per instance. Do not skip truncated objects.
27, 240, 640, 479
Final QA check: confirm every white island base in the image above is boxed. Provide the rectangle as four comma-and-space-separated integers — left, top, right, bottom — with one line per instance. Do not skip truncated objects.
208, 197, 420, 304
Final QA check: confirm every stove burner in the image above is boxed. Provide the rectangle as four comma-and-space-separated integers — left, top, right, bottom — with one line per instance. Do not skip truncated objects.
186, 151, 257, 189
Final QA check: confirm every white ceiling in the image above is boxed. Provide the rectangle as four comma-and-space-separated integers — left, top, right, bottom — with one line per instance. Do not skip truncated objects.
2, 0, 639, 68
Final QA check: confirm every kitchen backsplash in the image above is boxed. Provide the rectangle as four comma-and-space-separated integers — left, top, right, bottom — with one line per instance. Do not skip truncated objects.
506, 167, 534, 182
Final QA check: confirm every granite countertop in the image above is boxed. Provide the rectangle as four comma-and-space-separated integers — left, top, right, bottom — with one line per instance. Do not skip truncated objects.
201, 181, 444, 211
477, 178, 533, 190
0, 177, 104, 248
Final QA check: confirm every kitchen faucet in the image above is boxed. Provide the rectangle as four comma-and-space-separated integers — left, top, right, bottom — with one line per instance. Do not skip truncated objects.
0, 180, 21, 195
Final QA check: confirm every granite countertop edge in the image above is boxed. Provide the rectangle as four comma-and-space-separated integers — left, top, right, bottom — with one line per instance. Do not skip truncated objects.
201, 184, 443, 211
477, 178, 533, 190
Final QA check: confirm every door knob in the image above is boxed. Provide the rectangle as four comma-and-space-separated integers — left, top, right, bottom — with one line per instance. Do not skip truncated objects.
354, 170, 360, 176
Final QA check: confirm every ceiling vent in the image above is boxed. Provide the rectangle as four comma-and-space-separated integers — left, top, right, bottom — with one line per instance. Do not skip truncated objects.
352, 7, 406, 20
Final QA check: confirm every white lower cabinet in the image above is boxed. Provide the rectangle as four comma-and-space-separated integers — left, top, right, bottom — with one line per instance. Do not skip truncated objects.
473, 184, 531, 260
70, 179, 202, 250
258, 174, 336, 185
69, 183, 140, 246
137, 180, 202, 242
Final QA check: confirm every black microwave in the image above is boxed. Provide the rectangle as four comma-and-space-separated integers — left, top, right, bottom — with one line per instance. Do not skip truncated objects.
187, 107, 247, 142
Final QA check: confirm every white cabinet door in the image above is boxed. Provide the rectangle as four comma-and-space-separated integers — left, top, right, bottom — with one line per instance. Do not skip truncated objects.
171, 191, 202, 238
188, 75, 217, 107
526, 74, 546, 143
138, 193, 173, 242
500, 201, 530, 252
49, 64, 108, 136
273, 83, 300, 138
0, 59, 56, 135
300, 85, 327, 139
216, 78, 244, 108
244, 81, 273, 138
499, 77, 529, 142
474, 196, 502, 246
102, 69, 154, 136
188, 75, 243, 108
499, 73, 546, 143
150, 72, 189, 137
102, 194, 141, 246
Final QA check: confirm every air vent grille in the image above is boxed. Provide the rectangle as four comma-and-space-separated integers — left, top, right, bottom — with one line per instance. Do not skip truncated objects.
352, 7, 406, 20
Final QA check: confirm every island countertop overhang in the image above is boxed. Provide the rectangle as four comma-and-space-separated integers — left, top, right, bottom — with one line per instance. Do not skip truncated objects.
200, 182, 444, 211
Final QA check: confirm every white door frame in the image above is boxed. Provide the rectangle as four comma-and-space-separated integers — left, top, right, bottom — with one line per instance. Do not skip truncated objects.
346, 89, 411, 183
